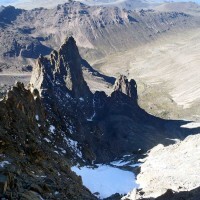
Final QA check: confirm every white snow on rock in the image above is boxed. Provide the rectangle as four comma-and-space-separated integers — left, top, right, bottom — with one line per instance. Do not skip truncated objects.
136, 133, 200, 199
71, 164, 138, 199
0, 161, 11, 168
35, 115, 39, 121
110, 159, 142, 168
66, 93, 71, 98
87, 112, 96, 121
44, 138, 51, 143
122, 189, 137, 200
129, 163, 142, 168
79, 97, 84, 102
87, 98, 96, 121
54, 151, 59, 155
64, 137, 82, 158
110, 160, 131, 166
181, 122, 200, 129
49, 125, 56, 134
67, 125, 74, 134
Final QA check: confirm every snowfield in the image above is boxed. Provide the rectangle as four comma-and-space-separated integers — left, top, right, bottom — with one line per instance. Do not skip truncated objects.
181, 122, 200, 129
71, 164, 138, 199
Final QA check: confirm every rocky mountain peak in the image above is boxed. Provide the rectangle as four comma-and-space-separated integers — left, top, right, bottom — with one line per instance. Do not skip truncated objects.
31, 36, 92, 100
113, 75, 138, 100
29, 38, 198, 165
59, 36, 79, 57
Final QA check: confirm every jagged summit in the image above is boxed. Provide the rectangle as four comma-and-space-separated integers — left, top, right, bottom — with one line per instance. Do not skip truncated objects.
113, 75, 138, 100
59, 36, 79, 57
31, 36, 92, 100
29, 37, 200, 164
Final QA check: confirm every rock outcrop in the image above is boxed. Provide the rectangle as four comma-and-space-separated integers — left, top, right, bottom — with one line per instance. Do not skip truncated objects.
29, 36, 200, 163
113, 75, 138, 100
31, 36, 92, 100
0, 82, 96, 199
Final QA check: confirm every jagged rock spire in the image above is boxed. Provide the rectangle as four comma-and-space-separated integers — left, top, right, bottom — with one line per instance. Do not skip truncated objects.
113, 75, 138, 100
30, 36, 92, 99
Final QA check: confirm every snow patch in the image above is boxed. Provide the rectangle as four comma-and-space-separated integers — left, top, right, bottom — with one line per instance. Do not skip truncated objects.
87, 112, 96, 121
35, 115, 39, 121
166, 138, 180, 143
87, 98, 96, 121
35, 175, 47, 178
64, 137, 82, 158
181, 122, 200, 129
49, 125, 56, 134
79, 97, 84, 101
110, 160, 131, 167
66, 93, 71, 98
67, 125, 74, 134
0, 161, 11, 168
54, 151, 59, 154
44, 138, 51, 143
61, 149, 66, 154
71, 164, 138, 199
129, 163, 142, 168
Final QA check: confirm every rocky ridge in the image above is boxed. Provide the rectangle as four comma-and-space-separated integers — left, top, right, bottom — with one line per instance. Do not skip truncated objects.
0, 2, 199, 71
1, 37, 200, 199
30, 36, 200, 162
0, 82, 95, 199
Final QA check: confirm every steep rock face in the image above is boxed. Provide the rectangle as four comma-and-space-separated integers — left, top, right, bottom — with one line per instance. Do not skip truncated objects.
0, 82, 96, 199
1, 37, 200, 199
0, 6, 23, 27
113, 75, 138, 100
31, 36, 92, 99
30, 36, 99, 163
0, 82, 46, 145
30, 37, 200, 163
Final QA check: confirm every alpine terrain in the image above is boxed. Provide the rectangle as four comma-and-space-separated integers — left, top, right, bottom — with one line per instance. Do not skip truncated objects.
1, 0, 200, 200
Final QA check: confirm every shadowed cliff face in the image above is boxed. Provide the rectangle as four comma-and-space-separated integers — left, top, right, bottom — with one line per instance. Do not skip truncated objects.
0, 6, 23, 27
30, 36, 200, 163
113, 75, 138, 101
31, 36, 92, 100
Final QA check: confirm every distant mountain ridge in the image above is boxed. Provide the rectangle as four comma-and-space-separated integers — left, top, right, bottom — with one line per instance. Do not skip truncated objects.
0, 1, 199, 72
0, 0, 160, 10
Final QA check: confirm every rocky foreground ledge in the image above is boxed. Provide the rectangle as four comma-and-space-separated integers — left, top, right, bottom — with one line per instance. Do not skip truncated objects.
0, 82, 96, 199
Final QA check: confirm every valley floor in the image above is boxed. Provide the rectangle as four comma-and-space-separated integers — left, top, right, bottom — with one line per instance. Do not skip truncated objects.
91, 28, 200, 120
